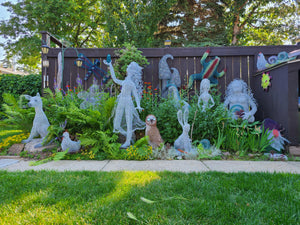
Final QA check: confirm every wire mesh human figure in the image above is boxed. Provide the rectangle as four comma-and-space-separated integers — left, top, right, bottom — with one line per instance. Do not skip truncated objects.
104, 60, 145, 148
197, 78, 215, 112
224, 79, 257, 122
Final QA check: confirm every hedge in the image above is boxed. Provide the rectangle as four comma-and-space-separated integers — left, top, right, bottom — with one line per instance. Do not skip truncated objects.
0, 74, 41, 110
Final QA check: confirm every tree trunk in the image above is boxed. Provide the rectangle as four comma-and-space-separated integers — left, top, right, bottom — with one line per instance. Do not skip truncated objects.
231, 16, 240, 45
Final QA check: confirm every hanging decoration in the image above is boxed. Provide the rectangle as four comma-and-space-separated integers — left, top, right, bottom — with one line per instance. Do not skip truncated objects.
261, 72, 272, 91
77, 53, 110, 83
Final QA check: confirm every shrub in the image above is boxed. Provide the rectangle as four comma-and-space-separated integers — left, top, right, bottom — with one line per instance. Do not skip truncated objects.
0, 74, 41, 105
113, 43, 149, 80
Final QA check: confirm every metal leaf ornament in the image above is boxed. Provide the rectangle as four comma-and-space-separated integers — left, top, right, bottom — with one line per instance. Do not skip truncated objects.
77, 53, 110, 83
261, 72, 272, 91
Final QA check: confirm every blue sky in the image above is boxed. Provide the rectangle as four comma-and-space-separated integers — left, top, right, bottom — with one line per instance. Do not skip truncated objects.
0, 0, 17, 61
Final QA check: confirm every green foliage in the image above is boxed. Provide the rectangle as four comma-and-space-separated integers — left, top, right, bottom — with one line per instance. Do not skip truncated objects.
102, 0, 176, 47
223, 0, 298, 45
42, 88, 120, 159
0, 74, 41, 111
140, 83, 159, 121
153, 98, 182, 144
0, 0, 105, 72
125, 136, 153, 160
155, 0, 227, 47
113, 43, 149, 80
220, 119, 272, 155
0, 171, 299, 224
0, 93, 34, 133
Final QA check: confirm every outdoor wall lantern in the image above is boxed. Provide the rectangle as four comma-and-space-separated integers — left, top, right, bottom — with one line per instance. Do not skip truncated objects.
41, 44, 50, 55
75, 57, 84, 67
164, 40, 171, 47
42, 59, 49, 68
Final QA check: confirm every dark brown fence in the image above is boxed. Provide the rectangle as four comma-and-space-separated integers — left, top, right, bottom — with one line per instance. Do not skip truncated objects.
41, 31, 300, 144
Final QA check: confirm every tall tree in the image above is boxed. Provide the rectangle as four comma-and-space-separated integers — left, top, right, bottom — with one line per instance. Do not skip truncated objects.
222, 0, 298, 45
0, 0, 105, 73
155, 0, 298, 46
101, 0, 176, 47
155, 0, 227, 47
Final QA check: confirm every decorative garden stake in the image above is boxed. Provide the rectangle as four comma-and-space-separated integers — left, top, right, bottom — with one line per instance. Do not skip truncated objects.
188, 49, 226, 88
21, 93, 50, 147
197, 79, 215, 112
174, 109, 193, 156
61, 131, 81, 153
224, 79, 257, 123
104, 59, 145, 148
56, 52, 63, 91
145, 114, 164, 149
261, 72, 272, 91
78, 53, 110, 83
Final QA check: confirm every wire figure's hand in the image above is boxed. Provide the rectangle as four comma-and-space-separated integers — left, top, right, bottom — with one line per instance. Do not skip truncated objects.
103, 60, 111, 66
135, 106, 143, 113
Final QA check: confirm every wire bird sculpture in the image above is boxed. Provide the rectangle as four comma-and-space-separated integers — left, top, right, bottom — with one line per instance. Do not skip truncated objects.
77, 53, 110, 83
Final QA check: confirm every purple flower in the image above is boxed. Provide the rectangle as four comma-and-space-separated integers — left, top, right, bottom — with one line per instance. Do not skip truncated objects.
54, 78, 58, 90
76, 73, 82, 86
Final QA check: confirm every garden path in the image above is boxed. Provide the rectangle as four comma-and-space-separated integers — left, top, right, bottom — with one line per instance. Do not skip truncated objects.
1, 157, 300, 174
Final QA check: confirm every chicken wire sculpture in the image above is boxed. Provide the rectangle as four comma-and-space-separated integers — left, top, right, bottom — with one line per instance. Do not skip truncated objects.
159, 54, 181, 98
174, 109, 193, 156
61, 131, 81, 153
224, 79, 257, 123
104, 60, 145, 148
77, 79, 102, 109
197, 79, 215, 112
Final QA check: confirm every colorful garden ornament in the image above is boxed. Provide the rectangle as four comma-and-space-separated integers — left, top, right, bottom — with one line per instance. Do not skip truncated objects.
256, 51, 297, 71
224, 79, 257, 123
261, 72, 272, 91
188, 49, 226, 88
78, 53, 110, 83
104, 59, 145, 148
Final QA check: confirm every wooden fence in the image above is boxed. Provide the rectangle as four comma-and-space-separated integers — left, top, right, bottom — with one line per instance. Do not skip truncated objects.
41, 31, 300, 144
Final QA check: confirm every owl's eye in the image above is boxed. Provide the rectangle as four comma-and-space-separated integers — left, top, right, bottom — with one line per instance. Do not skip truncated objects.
153, 118, 156, 121
147, 118, 150, 121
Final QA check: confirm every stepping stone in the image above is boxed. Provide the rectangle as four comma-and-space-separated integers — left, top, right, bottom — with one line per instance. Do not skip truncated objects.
8, 144, 24, 155
289, 146, 300, 156
24, 138, 57, 153
0, 159, 19, 168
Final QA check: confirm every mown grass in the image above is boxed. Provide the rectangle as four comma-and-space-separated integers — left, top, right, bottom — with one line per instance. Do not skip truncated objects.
0, 171, 299, 224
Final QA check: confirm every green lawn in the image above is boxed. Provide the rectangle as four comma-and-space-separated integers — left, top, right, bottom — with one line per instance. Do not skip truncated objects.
0, 171, 299, 224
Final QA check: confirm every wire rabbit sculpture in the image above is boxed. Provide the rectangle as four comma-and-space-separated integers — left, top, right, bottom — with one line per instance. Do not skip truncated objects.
174, 109, 193, 155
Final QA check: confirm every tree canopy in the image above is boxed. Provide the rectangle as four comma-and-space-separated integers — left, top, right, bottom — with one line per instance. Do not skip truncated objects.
0, 0, 105, 72
0, 0, 298, 72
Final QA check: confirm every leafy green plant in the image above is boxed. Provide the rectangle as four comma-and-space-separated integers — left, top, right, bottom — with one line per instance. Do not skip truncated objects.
125, 136, 152, 160
189, 90, 230, 142
0, 93, 34, 132
140, 82, 160, 121
113, 42, 149, 80
0, 74, 41, 112
153, 98, 182, 144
